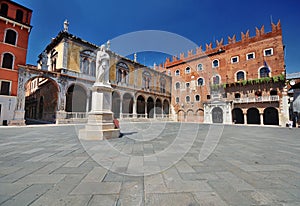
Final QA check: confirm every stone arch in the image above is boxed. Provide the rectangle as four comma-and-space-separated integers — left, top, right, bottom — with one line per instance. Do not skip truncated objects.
177, 110, 185, 122
247, 107, 260, 124
24, 76, 59, 123
122, 93, 134, 116
232, 108, 244, 124
155, 98, 162, 116
163, 99, 170, 115
212, 107, 223, 123
112, 91, 121, 118
196, 108, 204, 122
137, 95, 146, 117
186, 109, 194, 122
263, 107, 279, 125
65, 84, 87, 113
147, 96, 154, 118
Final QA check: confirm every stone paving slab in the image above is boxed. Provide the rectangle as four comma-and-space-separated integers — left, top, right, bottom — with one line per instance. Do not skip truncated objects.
0, 123, 299, 205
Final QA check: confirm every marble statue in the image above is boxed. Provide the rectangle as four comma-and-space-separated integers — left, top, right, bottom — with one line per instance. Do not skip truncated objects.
41, 51, 48, 70
96, 44, 110, 84
64, 19, 69, 32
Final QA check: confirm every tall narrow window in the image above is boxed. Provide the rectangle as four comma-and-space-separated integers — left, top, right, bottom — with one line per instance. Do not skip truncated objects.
142, 71, 151, 89
0, 81, 11, 95
186, 96, 190, 103
0, 3, 8, 16
83, 58, 89, 74
16, 9, 23, 22
117, 62, 129, 84
5, 30, 17, 45
197, 78, 204, 86
2, 53, 14, 69
90, 61, 96, 76
175, 70, 180, 76
195, 95, 200, 102
175, 82, 180, 90
160, 78, 166, 93
80, 50, 96, 76
213, 75, 220, 85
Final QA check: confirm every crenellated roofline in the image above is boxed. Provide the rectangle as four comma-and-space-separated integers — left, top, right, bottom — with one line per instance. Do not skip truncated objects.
164, 20, 282, 67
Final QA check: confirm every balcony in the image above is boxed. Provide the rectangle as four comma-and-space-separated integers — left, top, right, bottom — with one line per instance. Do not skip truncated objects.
233, 95, 279, 103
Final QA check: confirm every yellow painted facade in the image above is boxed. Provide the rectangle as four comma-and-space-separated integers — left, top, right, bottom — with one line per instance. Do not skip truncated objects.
54, 42, 64, 69
67, 42, 81, 72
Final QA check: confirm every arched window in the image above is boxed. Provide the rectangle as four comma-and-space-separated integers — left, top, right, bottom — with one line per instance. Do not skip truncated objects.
142, 71, 151, 89
185, 67, 191, 74
175, 70, 180, 76
212, 59, 219, 68
175, 82, 180, 90
0, 3, 8, 16
175, 97, 179, 103
50, 50, 57, 71
2, 53, 14, 69
260, 67, 270, 78
90, 61, 96, 76
195, 95, 200, 102
186, 82, 190, 88
160, 78, 166, 93
213, 75, 220, 85
117, 62, 129, 84
197, 78, 204, 86
80, 50, 96, 76
236, 71, 245, 81
186, 96, 190, 103
16, 9, 23, 22
197, 63, 203, 71
5, 29, 17, 45
83, 58, 89, 74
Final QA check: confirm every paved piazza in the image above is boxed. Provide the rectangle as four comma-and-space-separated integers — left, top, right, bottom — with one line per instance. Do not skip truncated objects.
0, 122, 299, 206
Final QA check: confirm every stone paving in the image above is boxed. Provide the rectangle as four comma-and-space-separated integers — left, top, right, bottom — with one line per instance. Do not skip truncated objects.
0, 122, 299, 206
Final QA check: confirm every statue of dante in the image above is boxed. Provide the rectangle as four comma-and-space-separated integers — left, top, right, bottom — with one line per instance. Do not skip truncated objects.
96, 44, 110, 83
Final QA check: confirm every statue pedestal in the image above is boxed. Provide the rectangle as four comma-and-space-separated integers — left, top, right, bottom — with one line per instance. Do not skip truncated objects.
79, 83, 120, 140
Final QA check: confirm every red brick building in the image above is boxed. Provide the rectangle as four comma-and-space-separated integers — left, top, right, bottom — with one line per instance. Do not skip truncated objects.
0, 0, 32, 125
161, 21, 289, 126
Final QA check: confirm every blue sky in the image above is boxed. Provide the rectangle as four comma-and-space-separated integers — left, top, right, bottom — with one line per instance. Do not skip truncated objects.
14, 0, 300, 73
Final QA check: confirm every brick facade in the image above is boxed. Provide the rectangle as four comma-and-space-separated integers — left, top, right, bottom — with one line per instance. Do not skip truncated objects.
0, 0, 32, 125
160, 21, 288, 126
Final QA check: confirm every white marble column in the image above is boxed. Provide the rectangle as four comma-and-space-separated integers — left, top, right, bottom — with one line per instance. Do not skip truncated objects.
145, 102, 148, 118
133, 99, 137, 118
260, 113, 264, 125
119, 96, 123, 119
